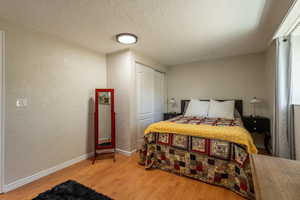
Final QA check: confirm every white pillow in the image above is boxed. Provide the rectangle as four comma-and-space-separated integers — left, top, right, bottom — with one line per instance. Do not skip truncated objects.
184, 99, 209, 117
208, 100, 235, 119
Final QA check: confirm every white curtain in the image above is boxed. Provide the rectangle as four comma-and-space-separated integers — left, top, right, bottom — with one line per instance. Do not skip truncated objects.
274, 36, 295, 159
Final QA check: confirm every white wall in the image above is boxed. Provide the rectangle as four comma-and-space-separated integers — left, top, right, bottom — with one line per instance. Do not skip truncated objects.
106, 50, 133, 152
0, 19, 107, 184
167, 53, 269, 117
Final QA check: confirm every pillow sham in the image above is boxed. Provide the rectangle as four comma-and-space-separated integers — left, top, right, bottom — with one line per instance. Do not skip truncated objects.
208, 100, 235, 119
234, 109, 241, 119
183, 101, 189, 115
184, 99, 209, 117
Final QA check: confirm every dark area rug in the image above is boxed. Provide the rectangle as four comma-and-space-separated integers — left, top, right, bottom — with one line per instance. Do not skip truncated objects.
32, 180, 113, 200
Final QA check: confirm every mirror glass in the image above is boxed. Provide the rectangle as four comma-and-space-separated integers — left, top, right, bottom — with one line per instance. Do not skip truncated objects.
98, 91, 112, 147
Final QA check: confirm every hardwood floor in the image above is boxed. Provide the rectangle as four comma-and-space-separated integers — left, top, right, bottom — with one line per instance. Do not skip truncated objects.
1, 153, 244, 200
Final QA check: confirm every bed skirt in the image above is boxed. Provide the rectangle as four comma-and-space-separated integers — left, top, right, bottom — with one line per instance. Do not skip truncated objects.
139, 132, 255, 199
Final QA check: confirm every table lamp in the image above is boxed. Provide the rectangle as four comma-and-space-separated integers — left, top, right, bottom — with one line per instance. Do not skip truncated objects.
168, 98, 176, 113
250, 97, 262, 117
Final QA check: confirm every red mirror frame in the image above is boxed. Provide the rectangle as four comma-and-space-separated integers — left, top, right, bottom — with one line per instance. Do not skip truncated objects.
95, 89, 115, 150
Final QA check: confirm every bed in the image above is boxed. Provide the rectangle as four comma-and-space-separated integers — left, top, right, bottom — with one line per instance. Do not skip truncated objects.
139, 99, 257, 199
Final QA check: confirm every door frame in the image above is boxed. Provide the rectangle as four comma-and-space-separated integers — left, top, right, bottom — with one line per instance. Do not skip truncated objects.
0, 30, 5, 193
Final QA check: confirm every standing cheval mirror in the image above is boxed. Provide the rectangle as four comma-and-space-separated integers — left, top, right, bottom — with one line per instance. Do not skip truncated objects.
93, 89, 116, 164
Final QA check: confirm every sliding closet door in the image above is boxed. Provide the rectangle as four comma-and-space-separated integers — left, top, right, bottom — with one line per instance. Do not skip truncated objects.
153, 71, 165, 122
136, 63, 154, 148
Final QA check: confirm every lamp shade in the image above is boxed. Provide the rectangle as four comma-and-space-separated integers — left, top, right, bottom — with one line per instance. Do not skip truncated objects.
250, 97, 262, 104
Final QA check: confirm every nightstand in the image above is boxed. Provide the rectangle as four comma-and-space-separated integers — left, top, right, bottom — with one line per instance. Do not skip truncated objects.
242, 116, 271, 153
163, 112, 182, 120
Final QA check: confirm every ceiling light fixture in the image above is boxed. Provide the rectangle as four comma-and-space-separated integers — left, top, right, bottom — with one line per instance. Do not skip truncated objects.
116, 33, 138, 44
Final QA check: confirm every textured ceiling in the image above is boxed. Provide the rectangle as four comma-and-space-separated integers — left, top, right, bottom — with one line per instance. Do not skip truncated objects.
0, 0, 294, 65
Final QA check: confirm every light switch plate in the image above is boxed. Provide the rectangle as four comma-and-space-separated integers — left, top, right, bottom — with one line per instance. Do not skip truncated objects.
16, 98, 28, 107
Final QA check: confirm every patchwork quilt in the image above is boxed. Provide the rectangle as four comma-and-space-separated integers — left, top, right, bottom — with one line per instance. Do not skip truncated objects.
139, 116, 255, 199
168, 115, 243, 126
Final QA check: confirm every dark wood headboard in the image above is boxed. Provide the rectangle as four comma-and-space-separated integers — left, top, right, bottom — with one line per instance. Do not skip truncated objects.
181, 99, 243, 116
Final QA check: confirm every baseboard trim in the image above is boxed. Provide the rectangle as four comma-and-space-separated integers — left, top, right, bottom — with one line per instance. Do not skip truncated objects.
116, 148, 136, 156
3, 152, 94, 193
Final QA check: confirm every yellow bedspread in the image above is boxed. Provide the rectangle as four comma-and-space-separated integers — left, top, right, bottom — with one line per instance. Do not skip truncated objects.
144, 121, 257, 154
